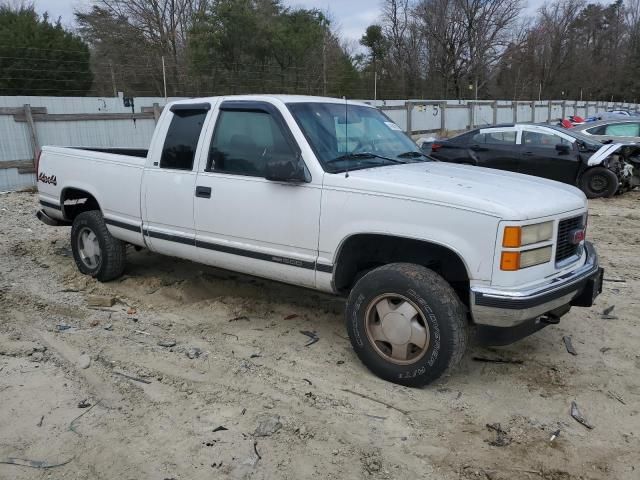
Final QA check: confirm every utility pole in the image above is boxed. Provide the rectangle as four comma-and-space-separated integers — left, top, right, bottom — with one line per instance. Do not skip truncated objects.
538, 83, 542, 102
162, 56, 168, 101
110, 62, 117, 97
322, 30, 327, 96
374, 71, 377, 101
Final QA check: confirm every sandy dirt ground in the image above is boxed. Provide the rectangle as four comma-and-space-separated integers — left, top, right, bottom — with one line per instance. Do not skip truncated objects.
0, 190, 639, 480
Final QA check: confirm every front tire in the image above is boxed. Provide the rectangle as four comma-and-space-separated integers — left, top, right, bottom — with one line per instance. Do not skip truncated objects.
345, 263, 468, 387
71, 210, 126, 282
580, 167, 619, 198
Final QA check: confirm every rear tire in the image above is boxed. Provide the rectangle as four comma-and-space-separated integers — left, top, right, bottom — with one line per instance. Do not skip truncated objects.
71, 210, 126, 282
345, 263, 468, 387
580, 167, 619, 198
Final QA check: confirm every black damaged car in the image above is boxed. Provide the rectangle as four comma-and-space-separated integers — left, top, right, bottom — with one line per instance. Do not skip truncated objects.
427, 123, 639, 198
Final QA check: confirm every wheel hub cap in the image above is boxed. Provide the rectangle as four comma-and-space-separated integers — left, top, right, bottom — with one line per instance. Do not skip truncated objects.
78, 227, 101, 269
381, 312, 412, 344
591, 175, 606, 191
365, 294, 430, 365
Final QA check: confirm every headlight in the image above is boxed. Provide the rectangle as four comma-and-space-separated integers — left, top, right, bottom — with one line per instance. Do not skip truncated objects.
520, 246, 553, 268
500, 246, 553, 271
503, 221, 554, 247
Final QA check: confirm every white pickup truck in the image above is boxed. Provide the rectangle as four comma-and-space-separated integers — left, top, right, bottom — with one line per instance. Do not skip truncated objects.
36, 95, 603, 386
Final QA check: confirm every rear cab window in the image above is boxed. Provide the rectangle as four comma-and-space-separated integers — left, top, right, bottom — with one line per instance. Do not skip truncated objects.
160, 105, 210, 170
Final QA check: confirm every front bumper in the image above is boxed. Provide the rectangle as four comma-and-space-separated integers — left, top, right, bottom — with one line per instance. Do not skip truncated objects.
470, 241, 602, 328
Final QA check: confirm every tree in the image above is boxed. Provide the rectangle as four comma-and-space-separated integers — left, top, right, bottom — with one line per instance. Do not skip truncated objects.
188, 0, 351, 96
380, 0, 425, 97
414, 0, 522, 99
360, 25, 388, 97
360, 25, 387, 72
76, 0, 207, 96
624, 0, 640, 100
0, 3, 92, 95
493, 0, 632, 101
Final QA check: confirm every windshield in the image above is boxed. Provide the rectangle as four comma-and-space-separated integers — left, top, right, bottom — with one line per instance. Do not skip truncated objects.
287, 102, 428, 173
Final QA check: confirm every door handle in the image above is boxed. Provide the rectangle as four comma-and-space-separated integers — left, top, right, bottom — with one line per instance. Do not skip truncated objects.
195, 186, 211, 198
523, 151, 534, 156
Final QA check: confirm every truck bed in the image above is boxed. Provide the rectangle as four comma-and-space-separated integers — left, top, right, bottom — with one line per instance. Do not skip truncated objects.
37, 146, 146, 239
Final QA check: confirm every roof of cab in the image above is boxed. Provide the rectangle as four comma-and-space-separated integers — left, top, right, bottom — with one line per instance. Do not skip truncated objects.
168, 94, 374, 108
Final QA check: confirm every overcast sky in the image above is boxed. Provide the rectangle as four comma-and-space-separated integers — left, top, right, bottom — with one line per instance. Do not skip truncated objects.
35, 0, 615, 46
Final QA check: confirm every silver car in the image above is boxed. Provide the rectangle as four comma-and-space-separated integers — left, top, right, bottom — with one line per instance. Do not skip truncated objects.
573, 119, 640, 143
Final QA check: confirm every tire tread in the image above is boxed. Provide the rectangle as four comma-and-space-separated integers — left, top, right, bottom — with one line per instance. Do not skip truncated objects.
71, 210, 126, 282
346, 262, 468, 387
580, 167, 618, 199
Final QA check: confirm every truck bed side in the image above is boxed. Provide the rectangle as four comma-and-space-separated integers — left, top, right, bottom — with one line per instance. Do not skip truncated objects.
37, 146, 146, 246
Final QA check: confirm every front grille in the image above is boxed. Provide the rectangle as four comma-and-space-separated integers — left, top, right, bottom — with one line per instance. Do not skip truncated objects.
556, 216, 584, 263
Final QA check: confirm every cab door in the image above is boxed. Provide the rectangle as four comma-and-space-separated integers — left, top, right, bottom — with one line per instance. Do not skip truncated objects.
193, 100, 321, 288
141, 103, 212, 261
518, 128, 581, 185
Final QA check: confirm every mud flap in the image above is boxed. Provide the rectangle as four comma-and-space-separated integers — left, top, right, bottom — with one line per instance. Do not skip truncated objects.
571, 267, 604, 308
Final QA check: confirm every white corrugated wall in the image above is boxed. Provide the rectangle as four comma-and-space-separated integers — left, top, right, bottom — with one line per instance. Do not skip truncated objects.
0, 94, 184, 191
1, 95, 638, 191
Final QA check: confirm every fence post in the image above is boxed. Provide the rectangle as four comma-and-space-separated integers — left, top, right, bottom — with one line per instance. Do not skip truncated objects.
23, 104, 40, 165
513, 101, 517, 123
547, 101, 552, 122
562, 100, 567, 119
152, 103, 161, 124
469, 102, 475, 129
492, 101, 498, 125
530, 101, 536, 122
405, 101, 413, 135
440, 101, 447, 132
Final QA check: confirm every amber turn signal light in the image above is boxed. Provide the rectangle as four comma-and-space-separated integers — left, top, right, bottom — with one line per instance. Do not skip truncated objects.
500, 251, 520, 271
503, 226, 522, 248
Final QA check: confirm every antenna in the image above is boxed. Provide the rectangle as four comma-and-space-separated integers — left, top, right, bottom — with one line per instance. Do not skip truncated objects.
344, 96, 349, 178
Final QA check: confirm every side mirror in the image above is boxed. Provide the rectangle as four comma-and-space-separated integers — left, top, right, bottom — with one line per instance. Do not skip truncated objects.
265, 152, 308, 183
556, 143, 571, 154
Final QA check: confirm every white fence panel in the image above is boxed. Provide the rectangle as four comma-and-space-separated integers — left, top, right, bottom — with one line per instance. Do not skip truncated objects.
411, 104, 442, 132
35, 119, 156, 149
474, 104, 494, 126
0, 116, 32, 161
1, 95, 639, 191
497, 102, 514, 124
381, 108, 406, 131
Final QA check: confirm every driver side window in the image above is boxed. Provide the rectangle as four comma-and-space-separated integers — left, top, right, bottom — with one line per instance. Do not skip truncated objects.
522, 131, 570, 148
208, 110, 295, 177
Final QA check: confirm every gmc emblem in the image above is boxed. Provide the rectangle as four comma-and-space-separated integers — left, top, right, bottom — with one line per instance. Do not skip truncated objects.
569, 229, 585, 245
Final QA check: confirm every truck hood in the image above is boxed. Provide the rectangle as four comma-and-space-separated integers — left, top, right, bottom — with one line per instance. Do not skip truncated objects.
323, 162, 586, 220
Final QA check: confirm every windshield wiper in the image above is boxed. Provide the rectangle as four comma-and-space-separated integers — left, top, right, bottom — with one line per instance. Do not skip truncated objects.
397, 150, 429, 159
325, 152, 406, 165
